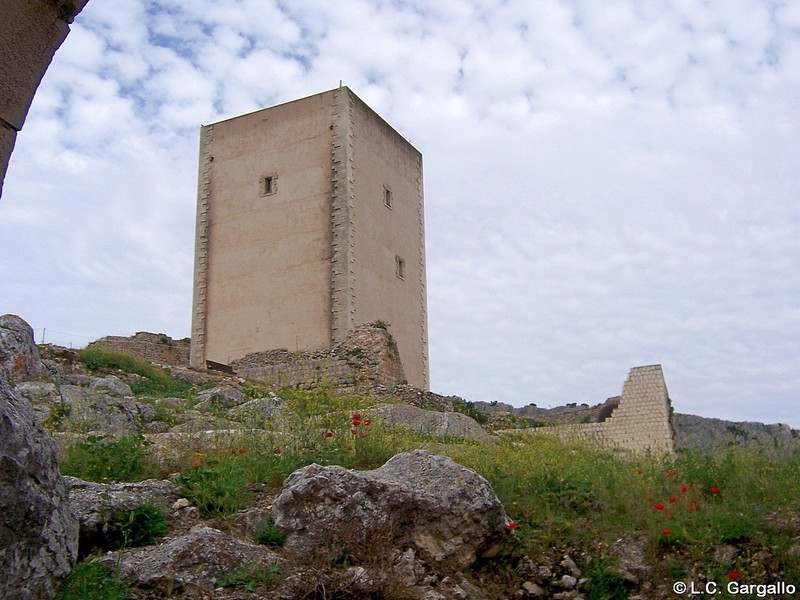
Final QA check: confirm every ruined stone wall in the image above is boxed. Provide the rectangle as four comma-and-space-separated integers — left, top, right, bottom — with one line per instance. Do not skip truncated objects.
231, 324, 406, 393
1, 0, 89, 195
88, 333, 190, 367
529, 365, 675, 455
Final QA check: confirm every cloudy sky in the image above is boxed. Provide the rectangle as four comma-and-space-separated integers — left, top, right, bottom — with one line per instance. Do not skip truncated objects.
2, 0, 798, 427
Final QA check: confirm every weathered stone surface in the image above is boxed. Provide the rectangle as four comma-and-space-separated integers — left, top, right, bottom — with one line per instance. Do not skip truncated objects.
227, 393, 286, 424
193, 384, 245, 410
0, 314, 43, 384
673, 413, 800, 454
65, 476, 180, 556
0, 378, 78, 599
98, 526, 279, 595
272, 450, 511, 570
372, 403, 491, 441
57, 384, 154, 434
89, 374, 133, 397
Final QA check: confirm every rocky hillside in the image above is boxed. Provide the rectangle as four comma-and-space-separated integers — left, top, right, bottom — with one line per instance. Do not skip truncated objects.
3, 313, 799, 599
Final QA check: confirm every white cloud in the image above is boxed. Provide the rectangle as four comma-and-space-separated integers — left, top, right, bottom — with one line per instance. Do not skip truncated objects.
2, 0, 798, 427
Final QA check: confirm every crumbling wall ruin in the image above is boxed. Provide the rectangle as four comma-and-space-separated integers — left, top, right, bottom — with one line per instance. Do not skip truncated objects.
529, 364, 675, 455
88, 332, 190, 367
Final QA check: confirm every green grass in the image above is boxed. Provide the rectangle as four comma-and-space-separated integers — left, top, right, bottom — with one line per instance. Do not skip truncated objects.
58, 386, 800, 593
60, 435, 151, 482
78, 347, 192, 397
56, 562, 132, 600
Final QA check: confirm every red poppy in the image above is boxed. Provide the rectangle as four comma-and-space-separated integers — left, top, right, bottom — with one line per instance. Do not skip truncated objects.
352, 413, 362, 421
688, 502, 699, 512
192, 460, 200, 469
506, 521, 518, 530
352, 419, 362, 427
351, 428, 357, 435
363, 418, 372, 426
231, 449, 237, 455
273, 448, 282, 455
710, 486, 720, 495
597, 542, 606, 550
728, 571, 740, 581
669, 497, 677, 504
661, 529, 671, 536
654, 503, 665, 511
681, 485, 688, 494
238, 448, 246, 454
324, 431, 333, 438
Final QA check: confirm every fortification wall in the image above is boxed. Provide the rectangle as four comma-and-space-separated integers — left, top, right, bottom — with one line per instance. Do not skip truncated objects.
529, 365, 675, 455
231, 324, 406, 393
88, 333, 190, 367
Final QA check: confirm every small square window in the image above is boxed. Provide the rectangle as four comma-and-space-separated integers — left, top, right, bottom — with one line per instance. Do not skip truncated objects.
260, 173, 277, 196
383, 185, 393, 209
395, 256, 406, 280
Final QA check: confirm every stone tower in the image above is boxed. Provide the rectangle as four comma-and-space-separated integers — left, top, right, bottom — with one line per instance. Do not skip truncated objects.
190, 87, 429, 389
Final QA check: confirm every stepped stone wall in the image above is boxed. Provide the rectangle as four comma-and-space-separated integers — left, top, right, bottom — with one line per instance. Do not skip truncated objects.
88, 333, 190, 367
528, 365, 675, 455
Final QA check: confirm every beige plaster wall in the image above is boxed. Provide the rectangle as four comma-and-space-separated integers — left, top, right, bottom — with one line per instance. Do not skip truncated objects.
348, 93, 429, 389
193, 92, 334, 365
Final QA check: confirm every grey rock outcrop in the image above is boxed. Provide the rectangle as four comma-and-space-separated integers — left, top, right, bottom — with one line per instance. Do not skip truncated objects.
272, 450, 512, 571
97, 526, 280, 595
372, 403, 491, 441
0, 314, 43, 383
673, 413, 800, 454
65, 477, 181, 556
192, 384, 245, 410
0, 378, 78, 599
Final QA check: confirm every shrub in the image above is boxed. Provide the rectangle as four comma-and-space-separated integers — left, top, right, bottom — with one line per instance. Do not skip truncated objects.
61, 435, 149, 482
56, 562, 131, 600
254, 517, 287, 547
103, 503, 168, 550
178, 454, 252, 516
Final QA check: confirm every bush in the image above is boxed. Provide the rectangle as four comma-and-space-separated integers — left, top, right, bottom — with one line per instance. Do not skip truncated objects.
255, 517, 287, 547
103, 503, 168, 550
178, 454, 253, 516
61, 435, 149, 482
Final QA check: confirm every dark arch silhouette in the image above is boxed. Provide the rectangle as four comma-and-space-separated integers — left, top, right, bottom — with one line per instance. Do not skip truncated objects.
0, 0, 89, 197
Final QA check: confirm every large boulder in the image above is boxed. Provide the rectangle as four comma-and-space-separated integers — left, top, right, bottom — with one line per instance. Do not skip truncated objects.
65, 477, 181, 557
372, 403, 491, 441
0, 314, 43, 384
0, 378, 78, 599
98, 526, 280, 595
272, 450, 512, 571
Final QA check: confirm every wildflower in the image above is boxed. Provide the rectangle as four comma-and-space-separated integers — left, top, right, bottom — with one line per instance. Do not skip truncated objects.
710, 486, 720, 495
231, 449, 238, 455
669, 497, 677, 504
688, 502, 699, 512
192, 460, 200, 469
661, 529, 671, 536
728, 571, 740, 581
352, 413, 362, 421
273, 448, 282, 455
352, 419, 362, 427
597, 542, 606, 550
238, 448, 246, 454
681, 485, 688, 494
363, 418, 372, 426
506, 521, 518, 531
351, 428, 358, 435
324, 431, 333, 438
654, 503, 665, 511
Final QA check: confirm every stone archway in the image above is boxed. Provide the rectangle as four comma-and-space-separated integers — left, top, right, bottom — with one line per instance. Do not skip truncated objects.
0, 0, 89, 197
